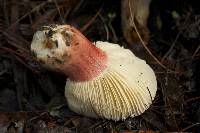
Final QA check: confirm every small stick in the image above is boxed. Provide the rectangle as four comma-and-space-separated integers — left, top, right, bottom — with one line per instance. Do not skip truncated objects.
98, 13, 110, 41
128, 0, 167, 69
80, 7, 102, 32
162, 31, 181, 61
192, 44, 200, 58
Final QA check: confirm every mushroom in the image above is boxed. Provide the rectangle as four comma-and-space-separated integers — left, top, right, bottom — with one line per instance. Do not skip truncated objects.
31, 24, 157, 121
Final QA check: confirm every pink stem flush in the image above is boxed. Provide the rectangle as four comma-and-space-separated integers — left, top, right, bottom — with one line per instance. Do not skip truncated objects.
63, 27, 107, 82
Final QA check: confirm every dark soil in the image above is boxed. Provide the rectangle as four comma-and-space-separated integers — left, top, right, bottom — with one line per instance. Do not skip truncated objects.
0, 0, 199, 132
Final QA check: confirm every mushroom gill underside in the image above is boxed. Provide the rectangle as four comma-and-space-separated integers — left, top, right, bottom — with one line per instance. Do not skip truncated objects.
65, 68, 155, 121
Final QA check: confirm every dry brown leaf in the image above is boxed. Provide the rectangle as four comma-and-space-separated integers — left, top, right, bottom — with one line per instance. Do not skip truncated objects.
121, 0, 151, 44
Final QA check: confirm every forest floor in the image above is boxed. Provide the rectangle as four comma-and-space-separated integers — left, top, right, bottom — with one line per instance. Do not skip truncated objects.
0, 0, 199, 132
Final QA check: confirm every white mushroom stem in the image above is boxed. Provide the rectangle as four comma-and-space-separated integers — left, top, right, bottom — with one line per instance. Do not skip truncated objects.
31, 25, 107, 81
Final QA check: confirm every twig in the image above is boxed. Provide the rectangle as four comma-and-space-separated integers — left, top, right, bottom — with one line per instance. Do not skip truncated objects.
80, 7, 102, 32
128, 1, 167, 69
195, 54, 200, 57
98, 13, 109, 41
0, 47, 38, 73
7, 2, 47, 30
0, 69, 7, 76
64, 8, 71, 19
0, 47, 30, 59
162, 31, 181, 62
54, 0, 65, 23
108, 20, 118, 42
13, 54, 38, 74
1, 30, 30, 51
64, 116, 80, 126
150, 108, 164, 116
70, 0, 85, 17
185, 96, 200, 103
155, 71, 182, 74
166, 97, 180, 132
10, 0, 19, 32
28, 112, 48, 122
3, 0, 9, 27
181, 123, 200, 132
192, 44, 200, 58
